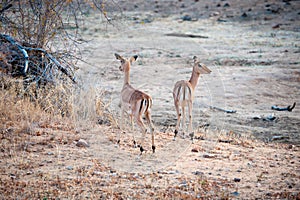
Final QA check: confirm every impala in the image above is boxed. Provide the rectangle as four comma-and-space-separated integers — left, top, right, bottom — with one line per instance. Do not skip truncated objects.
173, 56, 211, 141
115, 53, 155, 154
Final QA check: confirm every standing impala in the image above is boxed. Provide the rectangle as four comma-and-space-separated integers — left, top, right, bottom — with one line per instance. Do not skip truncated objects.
115, 53, 155, 154
173, 56, 211, 141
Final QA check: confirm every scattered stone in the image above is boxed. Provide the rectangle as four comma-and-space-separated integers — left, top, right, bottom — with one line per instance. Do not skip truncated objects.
181, 15, 192, 21
66, 166, 73, 170
270, 163, 276, 167
192, 171, 204, 176
93, 171, 101, 175
158, 170, 179, 175
224, 3, 230, 7
10, 174, 16, 179
203, 153, 217, 158
218, 139, 233, 143
210, 11, 220, 17
233, 178, 241, 182
241, 12, 248, 18
217, 18, 227, 22
271, 135, 290, 141
191, 147, 200, 152
179, 180, 188, 187
272, 24, 281, 29
76, 139, 89, 147
26, 171, 33, 175
232, 191, 240, 196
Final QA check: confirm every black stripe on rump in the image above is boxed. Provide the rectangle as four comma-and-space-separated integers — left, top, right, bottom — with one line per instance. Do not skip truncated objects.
145, 99, 150, 112
139, 99, 144, 112
187, 86, 192, 99
177, 86, 181, 100
183, 86, 186, 100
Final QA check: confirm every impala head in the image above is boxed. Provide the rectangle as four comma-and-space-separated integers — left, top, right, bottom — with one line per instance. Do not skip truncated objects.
115, 53, 138, 72
193, 56, 211, 74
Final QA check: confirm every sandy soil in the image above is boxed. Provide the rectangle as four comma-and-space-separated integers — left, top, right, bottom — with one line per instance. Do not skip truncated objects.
76, 0, 300, 198
1, 0, 300, 199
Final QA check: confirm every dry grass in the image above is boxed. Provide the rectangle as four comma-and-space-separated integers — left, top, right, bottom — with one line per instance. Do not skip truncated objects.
0, 75, 233, 199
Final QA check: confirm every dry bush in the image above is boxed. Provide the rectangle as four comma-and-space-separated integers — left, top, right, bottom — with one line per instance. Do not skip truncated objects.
0, 75, 72, 134
0, 0, 114, 121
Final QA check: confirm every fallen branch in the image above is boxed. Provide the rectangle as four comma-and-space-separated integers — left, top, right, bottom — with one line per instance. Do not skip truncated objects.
271, 102, 296, 112
210, 106, 237, 113
0, 34, 29, 74
165, 33, 209, 39
24, 47, 76, 83
0, 33, 76, 83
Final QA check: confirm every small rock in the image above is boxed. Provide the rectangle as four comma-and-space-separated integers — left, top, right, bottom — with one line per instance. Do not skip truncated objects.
158, 170, 179, 175
76, 139, 89, 147
27, 171, 33, 175
270, 163, 276, 167
182, 15, 192, 21
179, 180, 188, 187
233, 178, 241, 182
203, 153, 217, 158
224, 3, 230, 7
66, 166, 73, 170
232, 191, 240, 196
191, 147, 200, 152
10, 174, 16, 179
241, 12, 248, 18
271, 135, 289, 141
192, 171, 204, 176
93, 171, 101, 175
210, 11, 220, 17
168, 170, 179, 174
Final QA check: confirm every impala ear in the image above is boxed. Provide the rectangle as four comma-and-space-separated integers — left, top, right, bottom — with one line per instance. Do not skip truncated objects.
115, 53, 124, 61
130, 55, 138, 63
193, 56, 199, 64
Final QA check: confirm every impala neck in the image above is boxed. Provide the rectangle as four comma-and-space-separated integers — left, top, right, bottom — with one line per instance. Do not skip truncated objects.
189, 70, 200, 89
123, 70, 130, 85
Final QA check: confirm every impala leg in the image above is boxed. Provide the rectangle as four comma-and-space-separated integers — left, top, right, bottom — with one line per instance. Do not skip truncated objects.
136, 114, 147, 155
145, 110, 155, 153
182, 106, 186, 138
188, 101, 194, 143
130, 113, 134, 131
118, 106, 125, 145
174, 101, 181, 141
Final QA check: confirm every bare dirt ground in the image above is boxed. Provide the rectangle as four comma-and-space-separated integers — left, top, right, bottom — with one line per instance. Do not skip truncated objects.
1, 0, 300, 199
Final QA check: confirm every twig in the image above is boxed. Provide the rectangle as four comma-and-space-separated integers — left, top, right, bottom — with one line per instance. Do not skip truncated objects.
165, 33, 209, 39
271, 102, 296, 112
0, 4, 12, 14
24, 47, 76, 83
210, 106, 237, 113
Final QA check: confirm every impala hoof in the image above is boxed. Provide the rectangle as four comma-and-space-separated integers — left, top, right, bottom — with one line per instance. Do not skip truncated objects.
152, 145, 156, 153
189, 132, 194, 140
140, 146, 144, 154
174, 130, 178, 141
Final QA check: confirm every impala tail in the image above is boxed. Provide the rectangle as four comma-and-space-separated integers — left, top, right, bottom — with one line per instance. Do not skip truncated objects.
130, 90, 153, 115
173, 81, 193, 106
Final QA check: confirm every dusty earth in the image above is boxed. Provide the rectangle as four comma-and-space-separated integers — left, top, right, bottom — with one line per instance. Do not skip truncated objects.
1, 0, 300, 199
